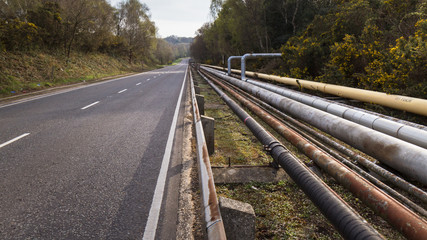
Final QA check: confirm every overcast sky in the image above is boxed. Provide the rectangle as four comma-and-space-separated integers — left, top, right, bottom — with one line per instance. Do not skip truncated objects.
109, 0, 212, 38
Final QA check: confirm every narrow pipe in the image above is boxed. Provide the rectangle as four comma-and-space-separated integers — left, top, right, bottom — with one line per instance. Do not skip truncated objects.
214, 72, 427, 204
227, 56, 241, 75
240, 53, 282, 80
201, 70, 427, 239
197, 70, 384, 240
189, 69, 226, 240
202, 66, 427, 185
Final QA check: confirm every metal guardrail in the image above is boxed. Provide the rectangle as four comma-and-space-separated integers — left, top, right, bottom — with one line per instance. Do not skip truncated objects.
188, 67, 226, 240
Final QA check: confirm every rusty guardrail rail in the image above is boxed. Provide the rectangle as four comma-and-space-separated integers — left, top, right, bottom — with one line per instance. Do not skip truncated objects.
189, 67, 226, 240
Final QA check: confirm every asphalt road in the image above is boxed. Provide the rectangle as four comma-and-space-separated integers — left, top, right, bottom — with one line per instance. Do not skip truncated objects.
0, 60, 189, 239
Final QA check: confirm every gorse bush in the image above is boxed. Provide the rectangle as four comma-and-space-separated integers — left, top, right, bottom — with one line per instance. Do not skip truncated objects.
193, 0, 427, 98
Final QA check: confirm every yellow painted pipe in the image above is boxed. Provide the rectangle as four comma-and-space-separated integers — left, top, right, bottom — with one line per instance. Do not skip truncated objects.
203, 64, 427, 117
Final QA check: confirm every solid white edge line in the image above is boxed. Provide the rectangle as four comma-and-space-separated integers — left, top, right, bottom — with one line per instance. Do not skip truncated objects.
0, 133, 30, 149
81, 101, 100, 110
118, 89, 127, 94
142, 66, 187, 240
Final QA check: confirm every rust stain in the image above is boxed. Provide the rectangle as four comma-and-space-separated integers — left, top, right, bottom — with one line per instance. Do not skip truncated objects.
202, 144, 221, 221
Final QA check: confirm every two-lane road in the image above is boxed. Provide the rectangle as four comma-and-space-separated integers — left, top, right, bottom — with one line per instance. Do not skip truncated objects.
0, 60, 189, 239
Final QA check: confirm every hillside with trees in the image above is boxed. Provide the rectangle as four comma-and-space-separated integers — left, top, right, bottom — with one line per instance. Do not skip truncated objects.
191, 0, 427, 98
0, 0, 189, 96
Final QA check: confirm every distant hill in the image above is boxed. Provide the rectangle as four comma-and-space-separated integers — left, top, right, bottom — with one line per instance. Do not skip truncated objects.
164, 35, 193, 45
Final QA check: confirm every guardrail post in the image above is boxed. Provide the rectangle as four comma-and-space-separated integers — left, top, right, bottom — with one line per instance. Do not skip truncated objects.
194, 86, 201, 94
201, 115, 215, 155
196, 94, 205, 115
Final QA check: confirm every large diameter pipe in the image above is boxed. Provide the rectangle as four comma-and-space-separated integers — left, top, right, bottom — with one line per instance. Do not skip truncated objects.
242, 78, 427, 149
202, 66, 427, 185
201, 72, 427, 239
189, 70, 226, 240
237, 86, 427, 204
244, 69, 427, 117
241, 53, 282, 80
204, 64, 427, 117
227, 56, 241, 75
199, 72, 383, 240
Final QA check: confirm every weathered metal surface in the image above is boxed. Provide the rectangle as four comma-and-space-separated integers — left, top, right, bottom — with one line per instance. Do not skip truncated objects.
200, 70, 427, 239
217, 76, 427, 204
189, 69, 226, 240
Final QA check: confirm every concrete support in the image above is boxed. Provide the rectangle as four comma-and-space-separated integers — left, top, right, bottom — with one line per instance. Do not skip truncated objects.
194, 85, 200, 94
219, 197, 255, 240
201, 115, 215, 155
196, 94, 204, 115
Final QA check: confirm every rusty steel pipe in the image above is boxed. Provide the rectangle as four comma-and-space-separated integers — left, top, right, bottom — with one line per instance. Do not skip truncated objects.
202, 66, 427, 185
215, 76, 427, 211
197, 70, 384, 240
200, 70, 427, 239
189, 69, 226, 240
217, 77, 427, 205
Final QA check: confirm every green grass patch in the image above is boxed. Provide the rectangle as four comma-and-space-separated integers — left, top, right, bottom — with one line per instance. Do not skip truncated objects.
217, 181, 340, 239
0, 50, 155, 98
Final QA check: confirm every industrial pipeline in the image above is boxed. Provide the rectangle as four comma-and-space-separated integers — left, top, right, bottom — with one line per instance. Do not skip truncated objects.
197, 69, 384, 240
199, 69, 427, 239
209, 64, 427, 149
219, 79, 427, 204
202, 66, 427, 185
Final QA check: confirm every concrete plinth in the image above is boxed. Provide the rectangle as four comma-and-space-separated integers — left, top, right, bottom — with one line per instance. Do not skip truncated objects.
219, 197, 255, 240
